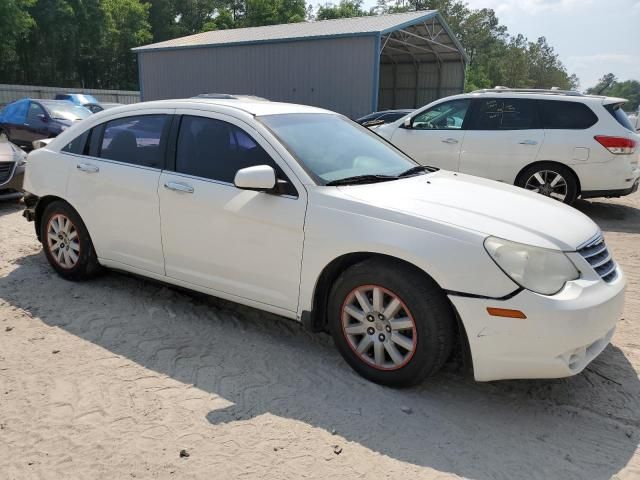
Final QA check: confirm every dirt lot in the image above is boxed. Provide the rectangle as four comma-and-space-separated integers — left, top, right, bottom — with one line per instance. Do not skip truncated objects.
0, 193, 638, 480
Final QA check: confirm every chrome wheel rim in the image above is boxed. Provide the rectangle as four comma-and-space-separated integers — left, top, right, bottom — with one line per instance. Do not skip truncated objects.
524, 170, 568, 201
341, 285, 417, 371
46, 214, 80, 269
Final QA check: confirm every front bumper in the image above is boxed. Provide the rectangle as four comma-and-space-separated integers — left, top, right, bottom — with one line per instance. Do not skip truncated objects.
0, 163, 25, 194
449, 269, 626, 381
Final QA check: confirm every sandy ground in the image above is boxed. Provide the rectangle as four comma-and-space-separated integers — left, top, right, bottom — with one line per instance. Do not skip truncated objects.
0, 193, 638, 480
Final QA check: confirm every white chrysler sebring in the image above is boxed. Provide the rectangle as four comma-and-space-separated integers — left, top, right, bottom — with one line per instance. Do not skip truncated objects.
22, 99, 626, 386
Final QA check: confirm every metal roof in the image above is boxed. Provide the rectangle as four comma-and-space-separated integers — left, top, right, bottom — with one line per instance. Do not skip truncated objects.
133, 11, 465, 57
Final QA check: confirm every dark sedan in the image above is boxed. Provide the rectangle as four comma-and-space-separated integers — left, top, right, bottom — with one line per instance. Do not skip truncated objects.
0, 99, 91, 150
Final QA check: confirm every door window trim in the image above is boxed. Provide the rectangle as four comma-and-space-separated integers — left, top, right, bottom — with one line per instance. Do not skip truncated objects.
167, 112, 300, 198
467, 97, 542, 131
406, 98, 474, 131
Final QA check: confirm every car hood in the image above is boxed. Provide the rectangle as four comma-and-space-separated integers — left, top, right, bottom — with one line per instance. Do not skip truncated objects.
337, 170, 599, 251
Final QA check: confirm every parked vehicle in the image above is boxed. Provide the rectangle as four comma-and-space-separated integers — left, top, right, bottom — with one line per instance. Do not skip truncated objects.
356, 109, 414, 127
99, 102, 124, 110
374, 87, 640, 204
55, 93, 103, 113
0, 136, 27, 199
23, 99, 626, 386
0, 99, 91, 150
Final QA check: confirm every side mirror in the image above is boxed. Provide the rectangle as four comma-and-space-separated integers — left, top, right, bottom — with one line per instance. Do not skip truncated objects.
234, 165, 276, 192
38, 114, 48, 123
403, 117, 412, 129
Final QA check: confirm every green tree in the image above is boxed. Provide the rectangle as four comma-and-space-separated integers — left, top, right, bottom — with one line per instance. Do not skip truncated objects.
0, 0, 35, 81
587, 74, 640, 110
316, 0, 370, 20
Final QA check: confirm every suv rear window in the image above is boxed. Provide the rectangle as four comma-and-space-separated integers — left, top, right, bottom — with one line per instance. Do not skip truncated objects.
605, 103, 635, 131
539, 100, 598, 129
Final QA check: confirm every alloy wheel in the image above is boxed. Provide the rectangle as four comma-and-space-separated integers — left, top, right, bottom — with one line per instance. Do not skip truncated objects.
524, 170, 568, 201
341, 285, 417, 370
46, 214, 80, 269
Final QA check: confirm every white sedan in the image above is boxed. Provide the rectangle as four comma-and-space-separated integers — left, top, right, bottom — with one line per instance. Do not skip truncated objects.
22, 99, 625, 386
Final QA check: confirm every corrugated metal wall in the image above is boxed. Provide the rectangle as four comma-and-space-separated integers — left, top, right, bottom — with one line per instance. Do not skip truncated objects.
139, 36, 377, 119
0, 84, 140, 107
377, 61, 464, 110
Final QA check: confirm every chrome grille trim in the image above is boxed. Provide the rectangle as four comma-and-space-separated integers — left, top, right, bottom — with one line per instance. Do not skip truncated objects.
577, 234, 617, 283
0, 161, 16, 186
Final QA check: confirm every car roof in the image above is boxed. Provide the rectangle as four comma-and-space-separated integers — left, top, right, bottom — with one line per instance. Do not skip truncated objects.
123, 98, 335, 117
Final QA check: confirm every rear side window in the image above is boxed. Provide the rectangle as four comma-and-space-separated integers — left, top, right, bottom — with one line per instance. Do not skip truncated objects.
605, 103, 635, 131
540, 101, 598, 129
175, 115, 297, 195
62, 130, 91, 155
471, 98, 538, 130
99, 115, 168, 168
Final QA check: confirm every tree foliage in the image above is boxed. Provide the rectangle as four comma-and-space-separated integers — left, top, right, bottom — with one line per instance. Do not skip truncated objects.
587, 74, 640, 110
0, 0, 608, 95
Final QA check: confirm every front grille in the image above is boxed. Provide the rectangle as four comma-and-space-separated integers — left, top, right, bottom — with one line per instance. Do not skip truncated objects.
578, 235, 617, 283
0, 161, 15, 185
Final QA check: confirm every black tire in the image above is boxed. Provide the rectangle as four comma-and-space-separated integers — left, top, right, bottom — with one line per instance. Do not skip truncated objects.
328, 259, 455, 387
40, 201, 102, 281
516, 163, 578, 205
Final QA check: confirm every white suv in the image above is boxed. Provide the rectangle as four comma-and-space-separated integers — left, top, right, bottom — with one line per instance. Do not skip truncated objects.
375, 88, 640, 204
22, 99, 626, 386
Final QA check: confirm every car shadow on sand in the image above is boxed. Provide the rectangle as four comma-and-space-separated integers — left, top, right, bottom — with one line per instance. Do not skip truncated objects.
574, 198, 640, 234
1, 251, 638, 480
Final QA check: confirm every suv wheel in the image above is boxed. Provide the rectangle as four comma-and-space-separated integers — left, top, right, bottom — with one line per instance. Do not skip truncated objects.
328, 259, 455, 387
517, 163, 578, 204
40, 201, 102, 280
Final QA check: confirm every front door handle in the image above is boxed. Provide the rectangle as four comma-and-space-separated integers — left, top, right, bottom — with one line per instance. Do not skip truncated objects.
442, 138, 459, 144
77, 163, 99, 173
164, 181, 194, 194
519, 140, 538, 145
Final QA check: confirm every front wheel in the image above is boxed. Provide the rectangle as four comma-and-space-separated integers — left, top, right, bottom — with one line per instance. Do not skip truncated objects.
40, 201, 102, 281
328, 259, 455, 387
517, 163, 578, 204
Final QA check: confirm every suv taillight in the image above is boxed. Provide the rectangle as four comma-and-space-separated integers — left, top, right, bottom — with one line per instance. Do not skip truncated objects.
594, 135, 637, 154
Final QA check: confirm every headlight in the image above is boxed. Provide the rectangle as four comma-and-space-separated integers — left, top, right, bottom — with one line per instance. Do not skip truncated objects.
484, 236, 579, 295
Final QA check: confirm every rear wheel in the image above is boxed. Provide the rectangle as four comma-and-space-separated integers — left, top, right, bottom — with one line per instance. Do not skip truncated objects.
328, 259, 455, 387
517, 163, 578, 204
40, 201, 102, 280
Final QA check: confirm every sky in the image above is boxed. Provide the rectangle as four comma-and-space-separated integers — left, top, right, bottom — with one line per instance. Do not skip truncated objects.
363, 0, 640, 90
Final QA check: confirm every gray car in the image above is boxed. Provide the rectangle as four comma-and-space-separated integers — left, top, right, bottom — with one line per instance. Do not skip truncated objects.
0, 136, 26, 199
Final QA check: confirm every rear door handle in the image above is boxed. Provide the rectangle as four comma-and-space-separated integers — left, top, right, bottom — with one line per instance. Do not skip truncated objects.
77, 163, 99, 173
164, 181, 194, 194
442, 138, 459, 144
519, 140, 538, 145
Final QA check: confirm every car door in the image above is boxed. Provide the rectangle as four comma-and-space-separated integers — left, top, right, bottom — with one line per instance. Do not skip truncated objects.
64, 111, 172, 275
158, 110, 306, 313
459, 98, 544, 183
4, 101, 29, 145
23, 102, 51, 144
389, 98, 472, 170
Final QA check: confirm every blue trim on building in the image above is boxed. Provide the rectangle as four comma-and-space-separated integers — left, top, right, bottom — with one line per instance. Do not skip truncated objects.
133, 32, 379, 54
371, 34, 381, 113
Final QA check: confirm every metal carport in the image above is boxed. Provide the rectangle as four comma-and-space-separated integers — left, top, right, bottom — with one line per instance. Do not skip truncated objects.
133, 11, 467, 118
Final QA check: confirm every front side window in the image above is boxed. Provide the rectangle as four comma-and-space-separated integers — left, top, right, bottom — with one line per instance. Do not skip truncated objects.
99, 115, 168, 168
27, 102, 46, 123
540, 100, 598, 129
412, 100, 471, 130
175, 115, 297, 195
472, 98, 538, 130
259, 113, 419, 184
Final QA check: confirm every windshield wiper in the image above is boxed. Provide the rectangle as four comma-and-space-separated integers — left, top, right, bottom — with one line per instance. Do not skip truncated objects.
325, 174, 398, 186
398, 165, 438, 177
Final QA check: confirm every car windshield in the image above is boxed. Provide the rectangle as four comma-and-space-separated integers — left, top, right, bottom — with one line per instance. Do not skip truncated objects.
259, 113, 420, 184
42, 102, 91, 121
